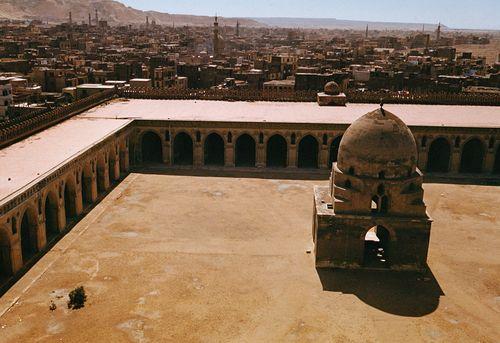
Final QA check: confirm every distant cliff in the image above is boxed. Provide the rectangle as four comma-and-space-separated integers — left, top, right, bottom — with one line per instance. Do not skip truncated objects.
0, 0, 261, 27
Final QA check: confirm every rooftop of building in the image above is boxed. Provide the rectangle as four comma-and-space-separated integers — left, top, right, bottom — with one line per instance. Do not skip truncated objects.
80, 99, 500, 128
0, 117, 131, 203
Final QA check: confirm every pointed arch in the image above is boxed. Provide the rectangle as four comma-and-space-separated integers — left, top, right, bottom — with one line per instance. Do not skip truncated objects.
173, 132, 193, 166
20, 206, 38, 264
427, 137, 451, 172
0, 227, 12, 278
235, 134, 256, 167
141, 131, 163, 164
44, 190, 60, 244
266, 134, 287, 168
460, 138, 485, 173
64, 176, 77, 222
298, 135, 319, 169
204, 133, 225, 166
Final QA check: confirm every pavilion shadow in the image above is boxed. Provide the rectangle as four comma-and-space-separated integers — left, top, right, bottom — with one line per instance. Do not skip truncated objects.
316, 266, 444, 317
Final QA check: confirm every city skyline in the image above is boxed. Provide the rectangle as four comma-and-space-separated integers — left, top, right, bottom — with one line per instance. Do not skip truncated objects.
120, 0, 500, 30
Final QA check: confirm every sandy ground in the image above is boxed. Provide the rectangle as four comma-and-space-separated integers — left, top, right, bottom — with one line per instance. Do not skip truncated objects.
0, 173, 499, 342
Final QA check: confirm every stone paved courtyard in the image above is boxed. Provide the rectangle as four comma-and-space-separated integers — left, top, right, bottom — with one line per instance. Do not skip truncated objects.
0, 173, 498, 342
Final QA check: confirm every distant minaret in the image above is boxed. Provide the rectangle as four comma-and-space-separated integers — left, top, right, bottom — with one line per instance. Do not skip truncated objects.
436, 22, 441, 41
95, 9, 99, 25
365, 24, 368, 39
146, 16, 149, 28
213, 14, 221, 58
236, 20, 240, 37
422, 24, 425, 32
88, 13, 92, 26
69, 11, 72, 25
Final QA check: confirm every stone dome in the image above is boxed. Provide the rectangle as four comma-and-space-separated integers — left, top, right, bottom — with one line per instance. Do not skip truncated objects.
337, 107, 418, 179
324, 81, 341, 95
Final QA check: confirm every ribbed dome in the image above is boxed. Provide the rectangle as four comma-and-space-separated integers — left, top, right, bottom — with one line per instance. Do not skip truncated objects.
324, 81, 341, 95
337, 107, 418, 179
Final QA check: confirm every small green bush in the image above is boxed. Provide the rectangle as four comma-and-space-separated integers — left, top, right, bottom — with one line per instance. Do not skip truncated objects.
67, 286, 87, 310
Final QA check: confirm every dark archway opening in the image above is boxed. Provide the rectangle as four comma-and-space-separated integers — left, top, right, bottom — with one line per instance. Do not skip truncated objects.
173, 132, 193, 166
64, 180, 77, 222
204, 133, 225, 166
141, 131, 163, 164
266, 135, 287, 168
298, 135, 319, 169
235, 134, 256, 167
427, 138, 451, 173
21, 208, 38, 264
44, 192, 59, 244
81, 167, 92, 207
328, 136, 342, 169
364, 226, 391, 269
493, 146, 500, 174
460, 139, 484, 173
96, 159, 106, 194
0, 230, 12, 279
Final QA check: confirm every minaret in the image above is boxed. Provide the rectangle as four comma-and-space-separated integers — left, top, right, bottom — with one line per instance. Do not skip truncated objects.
95, 9, 99, 25
236, 20, 240, 37
213, 15, 220, 58
88, 13, 92, 26
365, 24, 368, 39
69, 11, 72, 25
436, 22, 441, 41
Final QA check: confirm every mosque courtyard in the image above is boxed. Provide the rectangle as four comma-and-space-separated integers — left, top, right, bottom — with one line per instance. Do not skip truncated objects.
0, 172, 498, 342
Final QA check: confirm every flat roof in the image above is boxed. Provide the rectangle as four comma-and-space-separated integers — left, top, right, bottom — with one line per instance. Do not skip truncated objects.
0, 117, 131, 203
80, 99, 500, 128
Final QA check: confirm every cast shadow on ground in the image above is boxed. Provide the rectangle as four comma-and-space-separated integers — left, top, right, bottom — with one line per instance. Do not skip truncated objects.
316, 266, 444, 317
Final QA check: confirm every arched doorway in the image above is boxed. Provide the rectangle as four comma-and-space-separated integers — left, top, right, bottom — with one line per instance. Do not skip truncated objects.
96, 156, 107, 194
81, 164, 92, 207
298, 135, 319, 169
363, 225, 390, 268
64, 178, 77, 222
427, 138, 451, 172
0, 228, 12, 279
141, 131, 163, 163
328, 136, 342, 168
235, 134, 256, 167
20, 207, 38, 264
204, 133, 225, 166
493, 145, 500, 174
266, 135, 287, 168
44, 191, 59, 244
460, 138, 485, 173
173, 132, 193, 166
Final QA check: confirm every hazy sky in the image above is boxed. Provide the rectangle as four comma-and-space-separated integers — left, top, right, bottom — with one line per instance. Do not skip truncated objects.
119, 0, 499, 30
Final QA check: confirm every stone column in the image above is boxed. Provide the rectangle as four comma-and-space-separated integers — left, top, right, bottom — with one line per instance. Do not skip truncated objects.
288, 146, 297, 168
163, 142, 172, 166
120, 147, 130, 173
113, 155, 120, 180
75, 184, 83, 216
450, 150, 461, 173
36, 210, 46, 250
194, 143, 203, 167
256, 144, 265, 168
10, 237, 23, 273
320, 147, 329, 169
484, 149, 495, 173
225, 144, 234, 167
